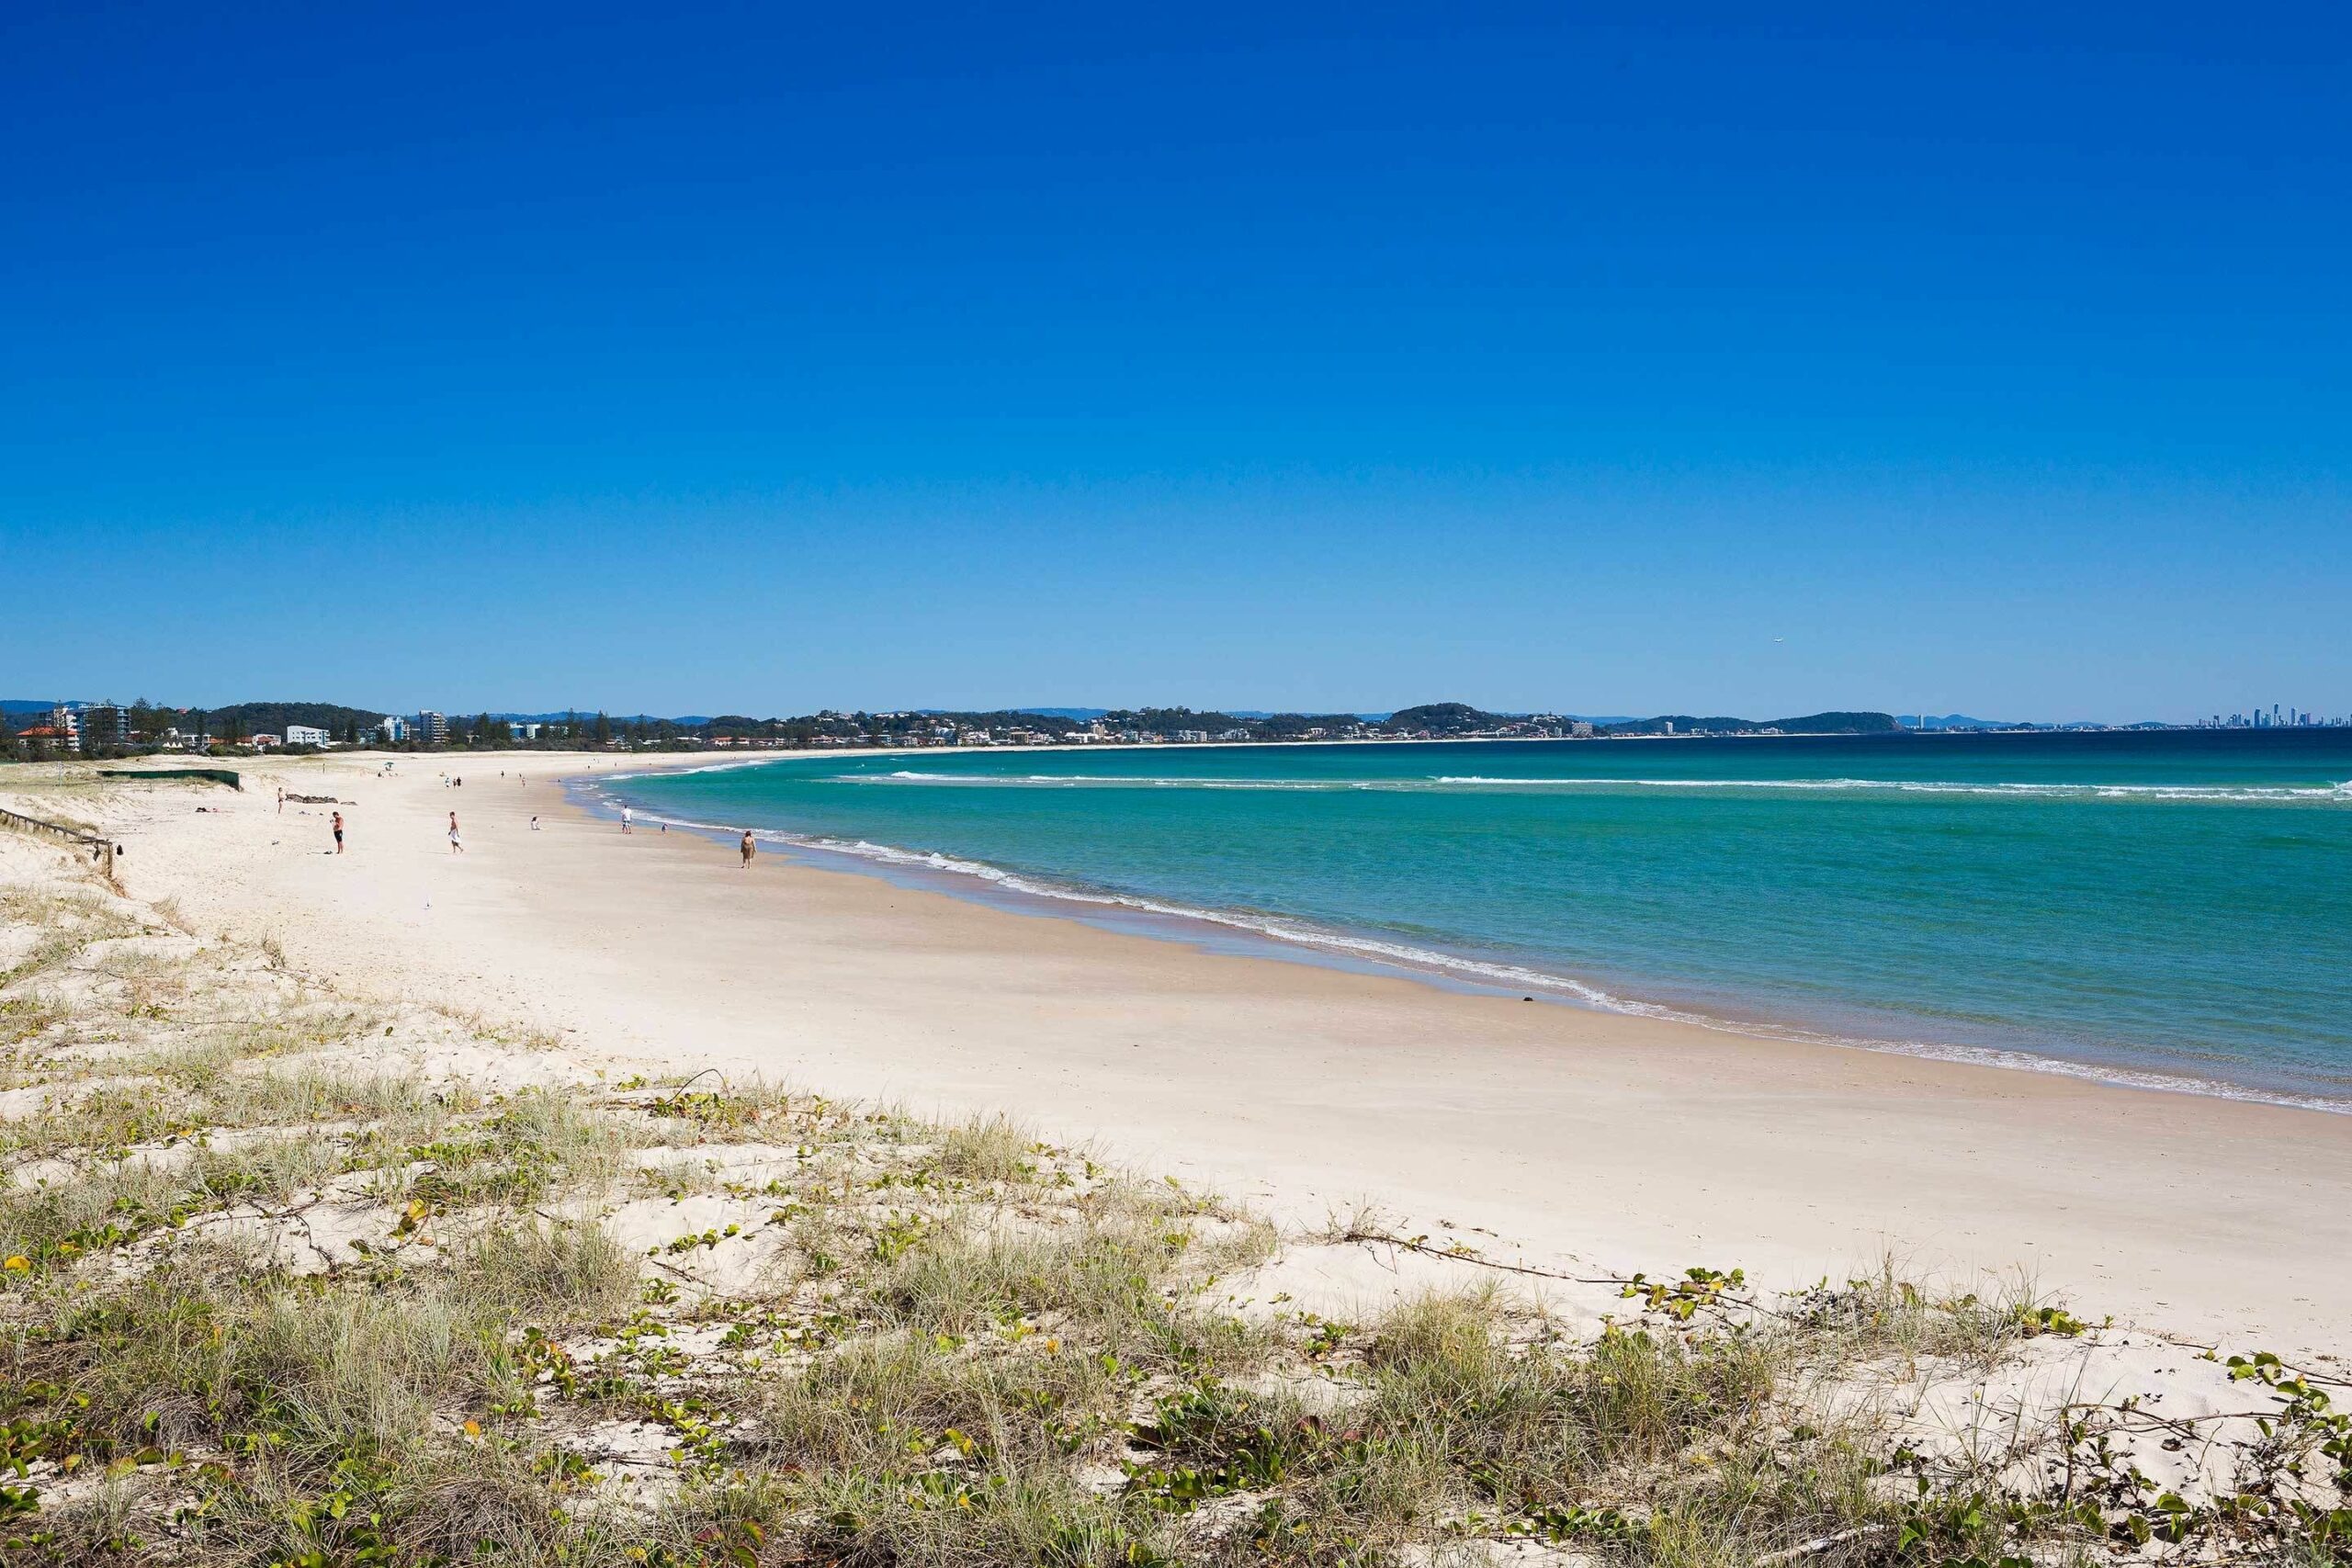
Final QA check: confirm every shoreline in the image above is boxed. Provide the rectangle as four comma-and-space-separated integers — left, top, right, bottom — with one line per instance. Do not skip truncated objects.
587, 753, 2352, 1119
39, 750, 2352, 1360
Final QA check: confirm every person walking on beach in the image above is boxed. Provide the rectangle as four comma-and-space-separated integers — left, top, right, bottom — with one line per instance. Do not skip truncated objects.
276, 785, 284, 814
530, 814, 540, 830
447, 811, 463, 854
331, 811, 344, 853
740, 830, 755, 868
621, 806, 633, 833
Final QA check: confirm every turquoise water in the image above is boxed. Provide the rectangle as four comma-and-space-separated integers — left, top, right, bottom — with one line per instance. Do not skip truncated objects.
613, 731, 2352, 1109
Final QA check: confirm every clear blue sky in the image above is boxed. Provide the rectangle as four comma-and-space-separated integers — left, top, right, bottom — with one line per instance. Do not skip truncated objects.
5, 3, 2345, 722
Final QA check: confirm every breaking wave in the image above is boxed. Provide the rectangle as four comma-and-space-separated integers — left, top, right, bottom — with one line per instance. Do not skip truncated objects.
846, 770, 2352, 804
1431, 776, 2352, 803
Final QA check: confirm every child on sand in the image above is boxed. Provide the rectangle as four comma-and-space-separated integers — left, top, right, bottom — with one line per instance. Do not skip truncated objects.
332, 811, 344, 853
741, 830, 755, 868
448, 812, 463, 853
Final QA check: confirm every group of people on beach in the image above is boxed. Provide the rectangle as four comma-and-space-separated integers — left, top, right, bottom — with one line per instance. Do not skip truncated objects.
281, 775, 752, 868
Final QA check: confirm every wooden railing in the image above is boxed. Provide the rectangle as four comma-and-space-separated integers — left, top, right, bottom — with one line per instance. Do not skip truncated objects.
0, 807, 119, 878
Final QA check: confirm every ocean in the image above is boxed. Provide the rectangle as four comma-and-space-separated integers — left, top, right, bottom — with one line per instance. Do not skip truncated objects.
608, 729, 2352, 1110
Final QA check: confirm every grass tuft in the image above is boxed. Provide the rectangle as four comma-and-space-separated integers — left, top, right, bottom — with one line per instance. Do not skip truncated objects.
939, 1111, 1039, 1184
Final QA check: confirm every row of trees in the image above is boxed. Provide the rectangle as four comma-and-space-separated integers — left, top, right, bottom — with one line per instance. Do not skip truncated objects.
3, 702, 1374, 761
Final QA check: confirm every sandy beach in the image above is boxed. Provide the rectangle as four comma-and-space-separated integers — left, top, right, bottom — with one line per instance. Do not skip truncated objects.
66, 750, 2352, 1361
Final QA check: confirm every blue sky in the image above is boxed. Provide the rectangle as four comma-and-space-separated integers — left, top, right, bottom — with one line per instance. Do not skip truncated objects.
5, 2, 2345, 722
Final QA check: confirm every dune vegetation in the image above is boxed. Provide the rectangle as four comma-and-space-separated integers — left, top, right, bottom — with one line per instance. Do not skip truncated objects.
0, 807, 2346, 1566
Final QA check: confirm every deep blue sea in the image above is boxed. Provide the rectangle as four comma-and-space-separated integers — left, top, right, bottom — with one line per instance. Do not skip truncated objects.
611, 730, 2352, 1110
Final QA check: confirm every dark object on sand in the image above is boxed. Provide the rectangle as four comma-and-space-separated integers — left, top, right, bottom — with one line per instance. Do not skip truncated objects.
98, 768, 243, 790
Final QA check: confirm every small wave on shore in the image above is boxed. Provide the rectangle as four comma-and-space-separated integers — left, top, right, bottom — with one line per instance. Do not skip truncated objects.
595, 782, 2352, 1117
780, 827, 2352, 1111
843, 770, 2352, 804
1432, 776, 2352, 803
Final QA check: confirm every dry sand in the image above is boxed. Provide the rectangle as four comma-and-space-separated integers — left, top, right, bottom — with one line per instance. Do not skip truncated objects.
52, 750, 2352, 1361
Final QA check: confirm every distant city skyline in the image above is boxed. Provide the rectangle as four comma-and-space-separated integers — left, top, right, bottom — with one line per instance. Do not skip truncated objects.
4, 5, 2345, 721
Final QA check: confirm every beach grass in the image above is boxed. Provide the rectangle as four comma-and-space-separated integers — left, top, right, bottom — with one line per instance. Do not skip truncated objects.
0, 822, 2347, 1565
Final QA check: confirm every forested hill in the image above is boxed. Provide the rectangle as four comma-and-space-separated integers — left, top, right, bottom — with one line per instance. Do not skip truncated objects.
1380, 703, 1496, 733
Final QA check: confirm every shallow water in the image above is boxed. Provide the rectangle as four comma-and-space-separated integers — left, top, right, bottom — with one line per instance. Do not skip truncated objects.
616, 729, 2352, 1109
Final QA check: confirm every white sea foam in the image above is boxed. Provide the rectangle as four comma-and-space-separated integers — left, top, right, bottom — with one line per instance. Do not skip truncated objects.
851, 770, 2351, 804
871, 771, 1332, 788
602, 792, 2350, 1116
1423, 776, 2352, 803
616, 756, 790, 779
